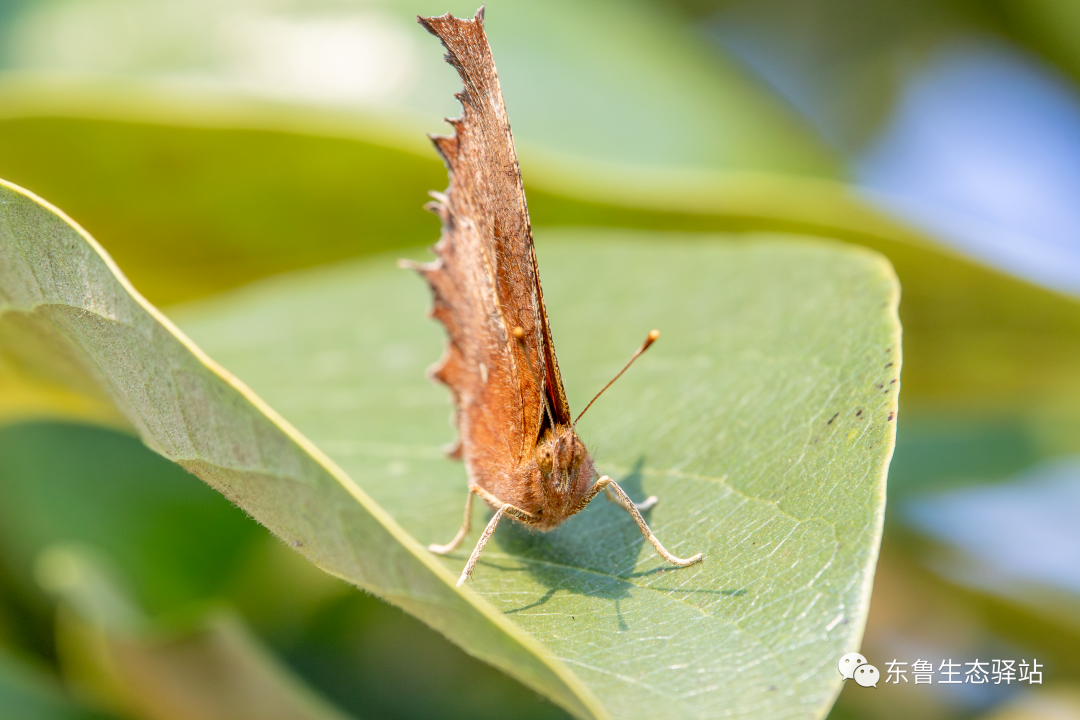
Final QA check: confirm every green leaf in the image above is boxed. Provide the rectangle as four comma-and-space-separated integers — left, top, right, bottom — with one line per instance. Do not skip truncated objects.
35, 546, 355, 720
175, 230, 901, 719
0, 114, 445, 306
0, 647, 119, 720
457, 0, 843, 176
0, 179, 603, 718
0, 419, 574, 720
2, 112, 1077, 443
0, 0, 840, 178
1003, 0, 1080, 86
0, 421, 263, 615
0, 179, 899, 719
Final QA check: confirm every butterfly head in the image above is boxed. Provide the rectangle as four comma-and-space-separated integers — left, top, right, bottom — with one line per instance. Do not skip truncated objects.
532, 425, 595, 527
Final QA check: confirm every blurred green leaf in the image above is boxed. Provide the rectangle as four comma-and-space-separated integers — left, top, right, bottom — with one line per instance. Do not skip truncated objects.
829, 538, 1080, 720
2, 110, 1080, 435
281, 590, 572, 720
36, 546, 354, 720
1002, 0, 1080, 86
0, 647, 118, 720
455, 0, 843, 175
0, 0, 841, 177
0, 113, 444, 306
0, 181, 898, 718
0, 420, 575, 720
0, 422, 262, 616
885, 416, 1040, 498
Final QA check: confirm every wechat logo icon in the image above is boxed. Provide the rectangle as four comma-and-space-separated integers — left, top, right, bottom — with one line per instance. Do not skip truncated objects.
838, 652, 879, 688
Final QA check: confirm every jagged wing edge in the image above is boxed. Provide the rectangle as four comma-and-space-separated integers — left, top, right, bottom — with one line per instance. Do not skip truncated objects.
412, 8, 573, 437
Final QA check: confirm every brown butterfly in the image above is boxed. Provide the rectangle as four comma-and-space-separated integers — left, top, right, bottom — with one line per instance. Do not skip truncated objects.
403, 8, 703, 587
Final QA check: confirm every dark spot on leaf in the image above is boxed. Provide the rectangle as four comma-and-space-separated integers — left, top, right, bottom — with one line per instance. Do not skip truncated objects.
827, 412, 839, 425
887, 412, 895, 421
769, 685, 778, 691
890, 379, 896, 384
885, 362, 893, 368
876, 383, 884, 389
855, 409, 863, 417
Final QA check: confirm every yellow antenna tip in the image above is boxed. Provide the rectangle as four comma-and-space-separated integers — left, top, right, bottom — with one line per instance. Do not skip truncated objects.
648, 329, 660, 342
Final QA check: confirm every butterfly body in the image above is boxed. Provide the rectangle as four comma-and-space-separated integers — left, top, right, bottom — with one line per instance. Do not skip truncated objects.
416, 245, 596, 532
513, 426, 596, 531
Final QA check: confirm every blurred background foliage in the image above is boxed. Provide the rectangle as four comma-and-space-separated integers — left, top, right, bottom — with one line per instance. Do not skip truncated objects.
3, 0, 1080, 718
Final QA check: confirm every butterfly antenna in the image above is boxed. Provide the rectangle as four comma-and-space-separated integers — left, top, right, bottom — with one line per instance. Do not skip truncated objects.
512, 326, 556, 429
573, 330, 660, 428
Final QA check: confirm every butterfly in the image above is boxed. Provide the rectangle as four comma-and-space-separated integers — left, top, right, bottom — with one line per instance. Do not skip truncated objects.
403, 7, 703, 587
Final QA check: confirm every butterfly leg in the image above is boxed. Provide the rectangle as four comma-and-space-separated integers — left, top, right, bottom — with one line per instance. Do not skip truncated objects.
429, 487, 475, 555
574, 476, 656, 511
433, 485, 536, 587
457, 501, 536, 587
592, 476, 704, 568
456, 505, 505, 587
604, 485, 658, 512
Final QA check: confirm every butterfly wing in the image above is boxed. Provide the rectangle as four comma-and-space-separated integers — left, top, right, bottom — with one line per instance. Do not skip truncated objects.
410, 9, 571, 490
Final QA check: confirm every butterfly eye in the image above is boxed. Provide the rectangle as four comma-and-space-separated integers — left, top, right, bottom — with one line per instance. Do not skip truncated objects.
535, 445, 554, 474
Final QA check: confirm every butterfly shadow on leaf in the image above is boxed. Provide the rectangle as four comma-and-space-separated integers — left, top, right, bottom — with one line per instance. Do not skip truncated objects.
487, 456, 677, 625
